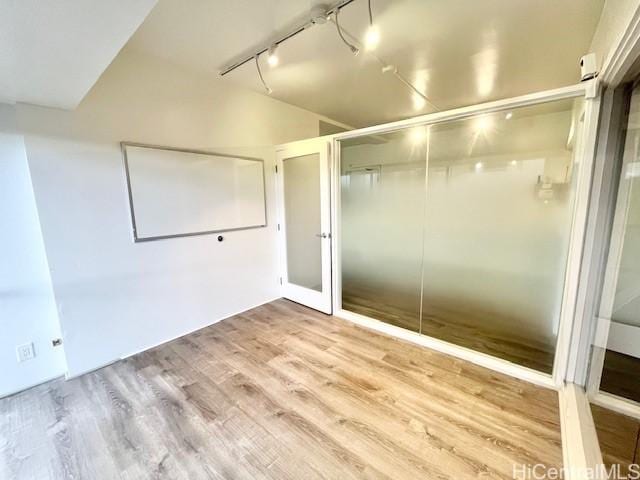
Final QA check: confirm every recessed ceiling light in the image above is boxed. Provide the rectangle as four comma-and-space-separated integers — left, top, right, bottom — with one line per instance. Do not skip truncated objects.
505, 112, 513, 120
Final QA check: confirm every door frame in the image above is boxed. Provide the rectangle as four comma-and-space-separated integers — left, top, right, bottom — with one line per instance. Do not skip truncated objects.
586, 87, 635, 397
584, 83, 640, 421
330, 81, 601, 389
275, 137, 333, 314
572, 4, 640, 421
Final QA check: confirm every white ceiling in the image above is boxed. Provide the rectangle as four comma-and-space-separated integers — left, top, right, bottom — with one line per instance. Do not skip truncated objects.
0, 0, 157, 109
126, 0, 604, 127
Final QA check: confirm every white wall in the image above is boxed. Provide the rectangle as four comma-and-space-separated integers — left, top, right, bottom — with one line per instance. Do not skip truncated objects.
589, 0, 640, 70
10, 50, 329, 378
0, 104, 67, 397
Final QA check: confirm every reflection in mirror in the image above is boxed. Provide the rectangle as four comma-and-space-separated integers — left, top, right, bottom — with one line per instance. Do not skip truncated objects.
591, 404, 640, 476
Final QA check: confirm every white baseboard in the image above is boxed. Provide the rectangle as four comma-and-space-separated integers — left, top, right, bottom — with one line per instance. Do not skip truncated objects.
64, 296, 281, 381
0, 373, 66, 399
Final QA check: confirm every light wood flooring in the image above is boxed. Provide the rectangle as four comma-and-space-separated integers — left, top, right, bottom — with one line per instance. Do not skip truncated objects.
1, 299, 563, 479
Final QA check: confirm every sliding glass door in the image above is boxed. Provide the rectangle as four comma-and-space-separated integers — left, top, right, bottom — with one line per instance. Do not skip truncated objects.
340, 134, 426, 332
590, 83, 640, 404
339, 95, 588, 374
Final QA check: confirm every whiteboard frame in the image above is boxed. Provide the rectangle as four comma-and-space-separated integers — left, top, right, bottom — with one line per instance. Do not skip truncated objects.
121, 141, 267, 243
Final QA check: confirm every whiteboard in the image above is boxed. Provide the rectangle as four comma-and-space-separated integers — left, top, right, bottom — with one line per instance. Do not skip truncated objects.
122, 143, 266, 242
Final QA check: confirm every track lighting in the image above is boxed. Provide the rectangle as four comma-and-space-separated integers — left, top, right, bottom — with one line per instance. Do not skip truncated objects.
254, 55, 272, 94
412, 94, 426, 111
267, 44, 279, 67
364, 0, 380, 50
334, 9, 359, 56
219, 0, 437, 113
382, 64, 437, 111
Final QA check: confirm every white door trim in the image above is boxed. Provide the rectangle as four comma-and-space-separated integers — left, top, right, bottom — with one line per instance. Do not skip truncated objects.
558, 383, 604, 480
599, 5, 640, 87
552, 83, 602, 387
568, 87, 631, 386
586, 85, 639, 397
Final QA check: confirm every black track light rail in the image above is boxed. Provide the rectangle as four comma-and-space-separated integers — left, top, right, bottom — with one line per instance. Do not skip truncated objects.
219, 0, 357, 77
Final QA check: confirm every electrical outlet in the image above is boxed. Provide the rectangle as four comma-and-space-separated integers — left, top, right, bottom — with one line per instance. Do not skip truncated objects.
16, 342, 35, 363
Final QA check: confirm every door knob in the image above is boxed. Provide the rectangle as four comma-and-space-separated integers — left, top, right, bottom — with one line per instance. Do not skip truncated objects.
315, 233, 330, 238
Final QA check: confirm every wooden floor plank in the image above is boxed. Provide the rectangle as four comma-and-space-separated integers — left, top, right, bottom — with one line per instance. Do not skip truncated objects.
0, 299, 563, 479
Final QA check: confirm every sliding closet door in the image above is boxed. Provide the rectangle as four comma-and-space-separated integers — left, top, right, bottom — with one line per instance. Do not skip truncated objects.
421, 99, 584, 373
340, 133, 427, 331
338, 96, 587, 373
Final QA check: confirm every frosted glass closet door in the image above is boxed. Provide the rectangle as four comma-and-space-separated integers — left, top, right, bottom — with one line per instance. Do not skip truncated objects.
340, 134, 427, 331
339, 98, 585, 374
421, 99, 584, 373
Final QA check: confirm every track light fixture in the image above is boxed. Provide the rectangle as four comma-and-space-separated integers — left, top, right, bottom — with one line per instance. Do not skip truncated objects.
267, 44, 279, 67
219, 0, 437, 113
254, 55, 272, 94
364, 0, 380, 50
382, 64, 438, 111
334, 9, 359, 56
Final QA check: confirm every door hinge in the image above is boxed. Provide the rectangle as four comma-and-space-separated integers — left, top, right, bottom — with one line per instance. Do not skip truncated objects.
279, 277, 283, 285
277, 223, 280, 231
275, 165, 278, 173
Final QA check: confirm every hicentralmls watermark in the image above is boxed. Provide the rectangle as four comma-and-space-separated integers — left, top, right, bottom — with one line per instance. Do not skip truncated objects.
513, 463, 640, 479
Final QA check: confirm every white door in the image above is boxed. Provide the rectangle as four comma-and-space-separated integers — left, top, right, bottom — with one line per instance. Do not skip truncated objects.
276, 138, 332, 314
